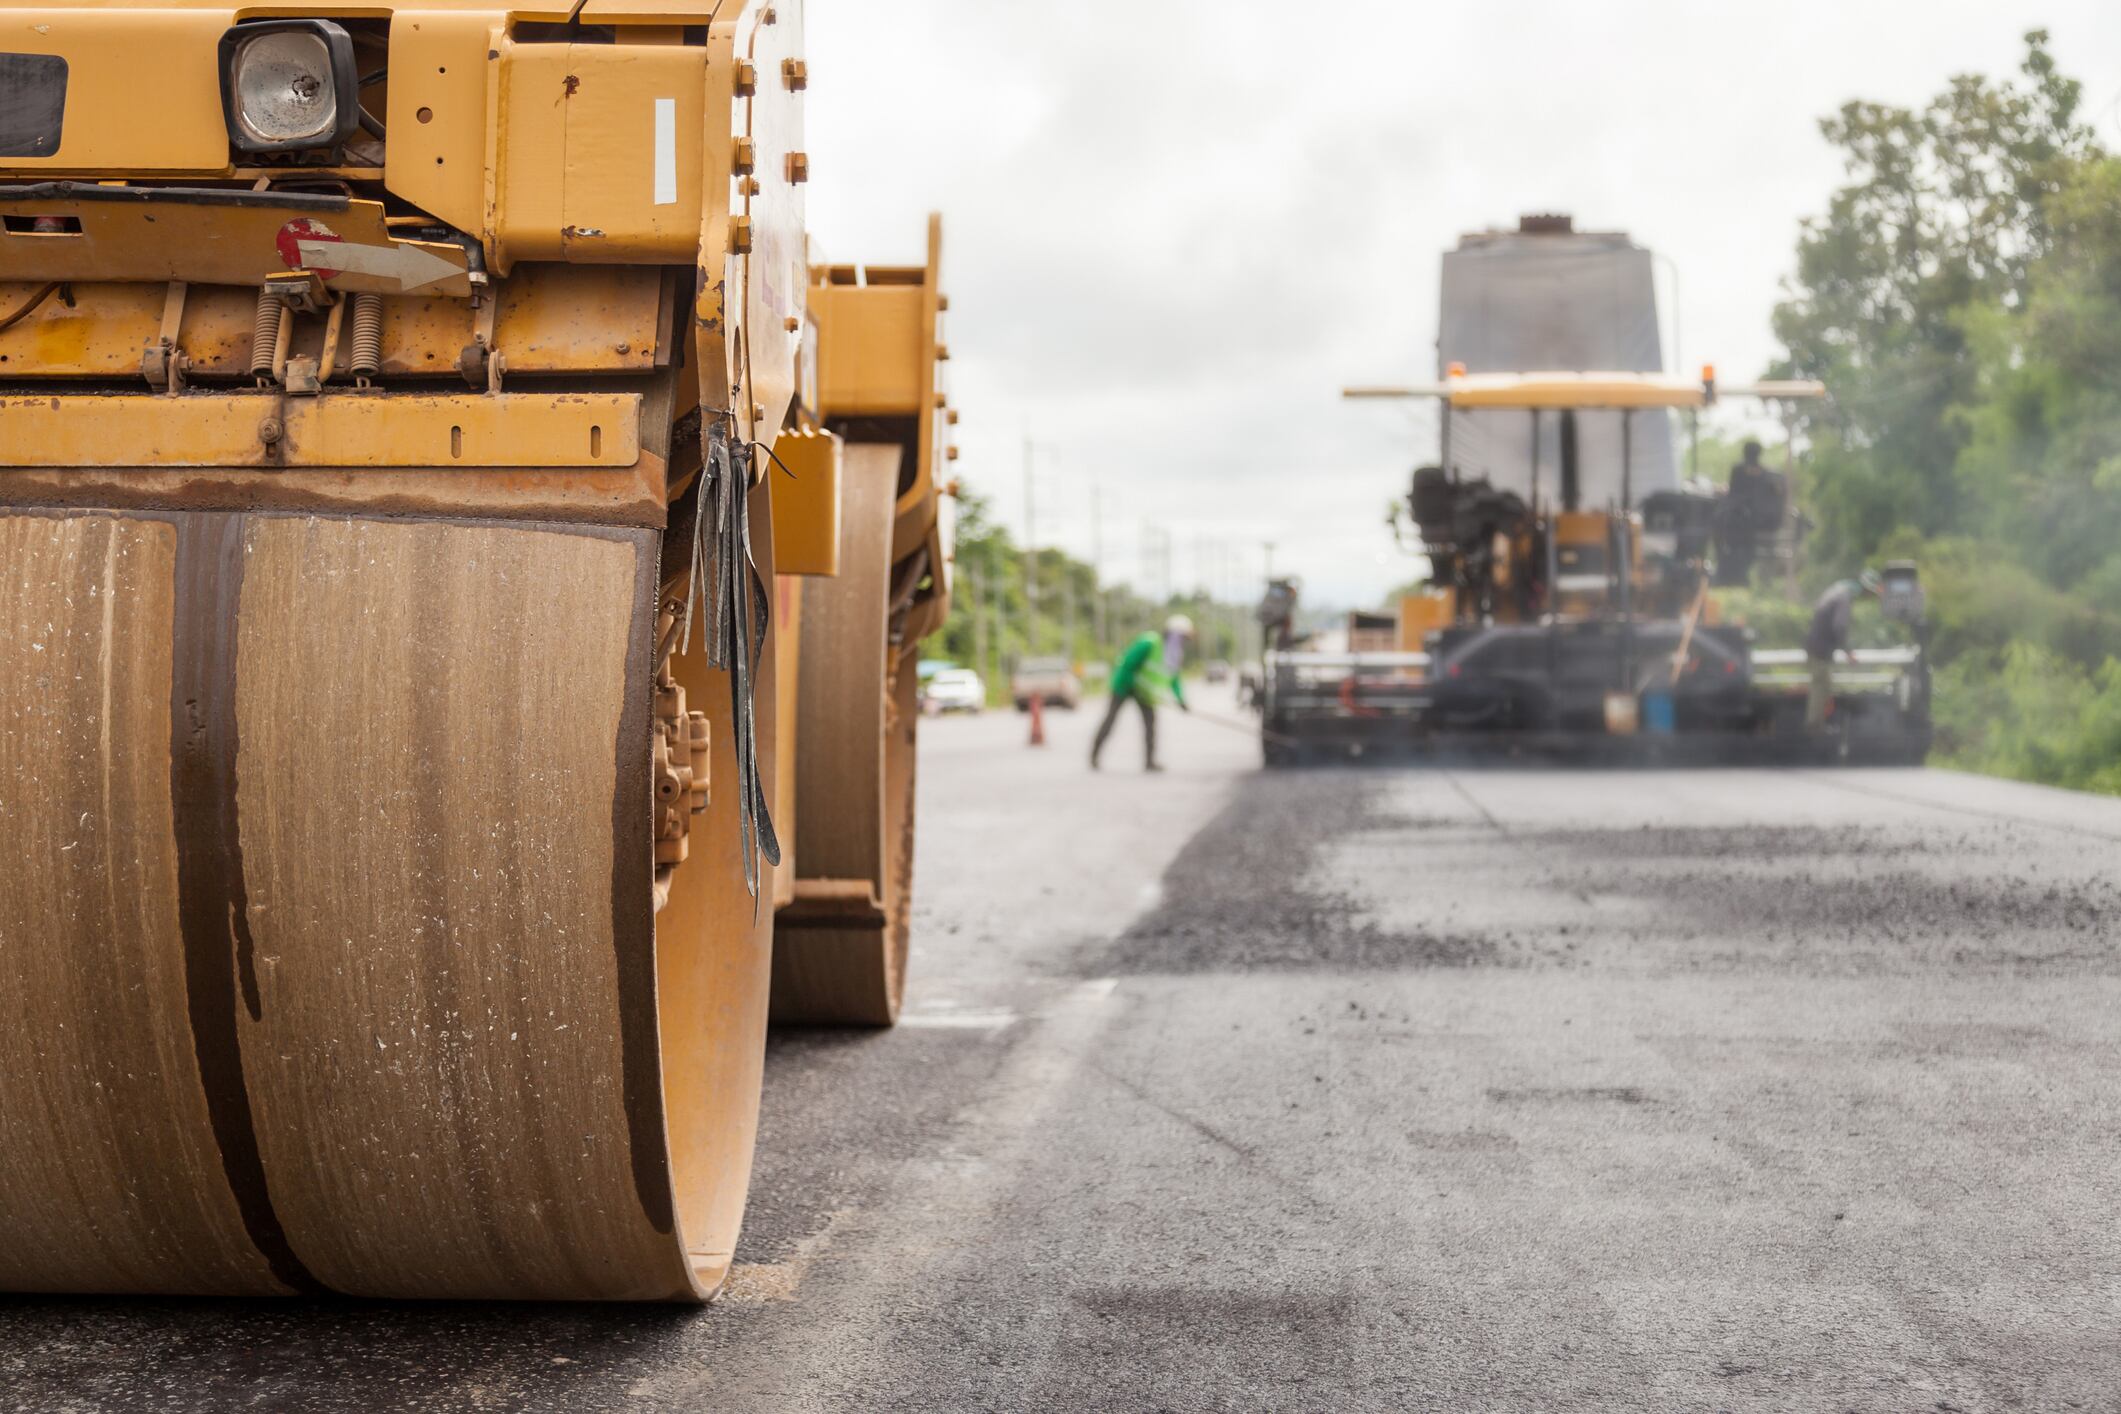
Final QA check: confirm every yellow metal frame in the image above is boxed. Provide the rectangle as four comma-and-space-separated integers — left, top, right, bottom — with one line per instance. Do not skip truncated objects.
0, 1, 809, 471
0, 190, 474, 298
805, 213, 952, 625
1397, 590, 1453, 652
0, 267, 670, 380
1345, 370, 1828, 411
0, 392, 640, 469
768, 427, 842, 577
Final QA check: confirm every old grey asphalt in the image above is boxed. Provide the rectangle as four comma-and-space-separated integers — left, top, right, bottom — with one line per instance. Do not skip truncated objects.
4, 695, 2118, 1411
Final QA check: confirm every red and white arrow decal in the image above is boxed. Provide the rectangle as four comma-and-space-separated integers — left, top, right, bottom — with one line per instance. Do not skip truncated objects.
275, 216, 462, 293
275, 217, 341, 280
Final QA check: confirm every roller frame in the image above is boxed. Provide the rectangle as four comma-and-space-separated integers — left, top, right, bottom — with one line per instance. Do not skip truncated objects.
772, 444, 919, 1025
0, 0, 815, 1302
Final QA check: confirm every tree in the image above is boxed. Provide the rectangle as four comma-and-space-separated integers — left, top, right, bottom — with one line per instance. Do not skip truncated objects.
1772, 30, 2098, 570
1769, 33, 2121, 793
928, 484, 1243, 699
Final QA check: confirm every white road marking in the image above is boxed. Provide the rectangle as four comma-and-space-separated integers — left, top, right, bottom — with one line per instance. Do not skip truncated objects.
898, 1008, 1018, 1031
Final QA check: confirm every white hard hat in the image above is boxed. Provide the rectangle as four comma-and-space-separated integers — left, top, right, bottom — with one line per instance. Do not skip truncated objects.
1165, 614, 1194, 635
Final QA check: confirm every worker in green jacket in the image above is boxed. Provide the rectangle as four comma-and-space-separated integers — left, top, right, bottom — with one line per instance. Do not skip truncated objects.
1091, 615, 1192, 772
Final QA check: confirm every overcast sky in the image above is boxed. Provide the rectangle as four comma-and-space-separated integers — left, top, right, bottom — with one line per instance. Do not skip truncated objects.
805, 2, 2121, 609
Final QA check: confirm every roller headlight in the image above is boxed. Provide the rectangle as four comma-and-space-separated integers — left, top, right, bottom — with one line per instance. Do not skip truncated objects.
219, 20, 358, 153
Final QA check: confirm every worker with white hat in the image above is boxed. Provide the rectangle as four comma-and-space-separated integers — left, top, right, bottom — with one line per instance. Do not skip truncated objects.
1092, 615, 1194, 772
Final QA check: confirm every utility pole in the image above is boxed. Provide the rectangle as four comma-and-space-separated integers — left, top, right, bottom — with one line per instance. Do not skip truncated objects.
1090, 480, 1107, 657
1022, 435, 1038, 657
1061, 544, 1077, 662
1138, 522, 1159, 641
1782, 404, 1800, 600
1052, 445, 1073, 661
987, 548, 1003, 689
1216, 540, 1233, 663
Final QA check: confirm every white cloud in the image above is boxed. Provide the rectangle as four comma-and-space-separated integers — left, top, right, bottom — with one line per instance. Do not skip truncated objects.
807, 0, 2121, 607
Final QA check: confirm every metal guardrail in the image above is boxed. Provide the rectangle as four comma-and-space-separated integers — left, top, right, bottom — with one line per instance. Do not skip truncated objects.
1267, 651, 1432, 671
1267, 644, 1919, 702
1750, 647, 1921, 667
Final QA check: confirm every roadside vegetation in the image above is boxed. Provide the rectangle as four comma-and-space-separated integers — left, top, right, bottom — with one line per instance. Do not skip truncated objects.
1772, 30, 2121, 793
933, 487, 1254, 703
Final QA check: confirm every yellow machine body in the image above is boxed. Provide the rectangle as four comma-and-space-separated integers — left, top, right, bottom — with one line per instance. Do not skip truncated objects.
1397, 589, 1455, 653
0, 0, 874, 1303
771, 215, 954, 1026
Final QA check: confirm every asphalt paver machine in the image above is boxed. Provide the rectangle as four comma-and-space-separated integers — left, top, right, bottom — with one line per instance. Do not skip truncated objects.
1258, 369, 1932, 764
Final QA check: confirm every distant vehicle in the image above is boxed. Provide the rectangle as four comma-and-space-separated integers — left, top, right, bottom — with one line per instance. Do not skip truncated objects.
1011, 656, 1082, 710
923, 668, 986, 715
1203, 659, 1232, 684
917, 658, 958, 684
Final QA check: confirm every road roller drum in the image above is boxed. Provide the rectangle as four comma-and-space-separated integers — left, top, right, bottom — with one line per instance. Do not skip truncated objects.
0, 0, 966, 1301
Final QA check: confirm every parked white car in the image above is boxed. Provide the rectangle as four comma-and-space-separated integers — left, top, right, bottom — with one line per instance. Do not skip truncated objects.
922, 667, 986, 715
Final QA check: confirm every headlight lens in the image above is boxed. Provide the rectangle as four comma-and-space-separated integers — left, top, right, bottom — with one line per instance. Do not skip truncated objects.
234, 32, 337, 145
219, 20, 358, 153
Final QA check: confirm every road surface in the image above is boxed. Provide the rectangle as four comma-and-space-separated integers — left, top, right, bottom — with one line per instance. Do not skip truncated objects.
6, 694, 2119, 1410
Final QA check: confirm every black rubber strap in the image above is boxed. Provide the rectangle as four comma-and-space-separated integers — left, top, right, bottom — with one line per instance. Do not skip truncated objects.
685, 421, 780, 900
0, 180, 350, 211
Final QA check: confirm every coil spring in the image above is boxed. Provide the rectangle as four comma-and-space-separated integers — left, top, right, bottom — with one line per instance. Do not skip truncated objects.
249, 288, 284, 382
349, 292, 383, 381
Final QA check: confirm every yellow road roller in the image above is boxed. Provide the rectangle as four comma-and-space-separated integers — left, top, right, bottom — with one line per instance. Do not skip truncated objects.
0, 0, 952, 1301
772, 216, 952, 1026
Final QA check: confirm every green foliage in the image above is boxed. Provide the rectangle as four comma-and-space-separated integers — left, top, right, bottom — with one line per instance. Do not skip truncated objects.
1774, 31, 2121, 793
1934, 646, 2121, 794
1708, 586, 1813, 650
1677, 423, 1757, 489
931, 484, 1256, 703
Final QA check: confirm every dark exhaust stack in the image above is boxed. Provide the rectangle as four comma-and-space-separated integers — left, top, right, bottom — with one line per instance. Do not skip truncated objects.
1518, 213, 1575, 235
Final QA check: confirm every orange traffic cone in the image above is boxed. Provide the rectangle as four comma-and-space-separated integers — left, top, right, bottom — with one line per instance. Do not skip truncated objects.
1027, 694, 1046, 747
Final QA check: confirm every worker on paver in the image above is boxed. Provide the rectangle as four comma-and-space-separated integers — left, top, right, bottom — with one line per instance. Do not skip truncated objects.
1805, 570, 1883, 730
1091, 615, 1192, 772
1717, 440, 1788, 585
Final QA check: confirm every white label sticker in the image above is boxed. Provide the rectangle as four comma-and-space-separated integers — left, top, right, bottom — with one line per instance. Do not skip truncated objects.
653, 98, 677, 206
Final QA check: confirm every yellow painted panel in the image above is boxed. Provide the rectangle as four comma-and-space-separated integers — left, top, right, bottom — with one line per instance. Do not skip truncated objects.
0, 10, 233, 173
0, 268, 658, 380
1398, 590, 1454, 651
492, 44, 570, 266
562, 47, 707, 261
377, 265, 664, 376
0, 193, 473, 298
810, 284, 924, 417
0, 281, 164, 375
769, 427, 840, 577
384, 10, 502, 238
494, 42, 705, 265
0, 391, 641, 468
1446, 373, 1709, 411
